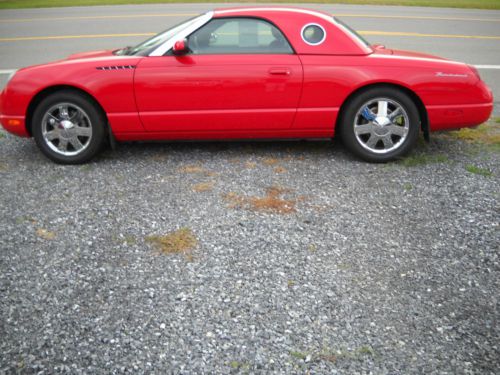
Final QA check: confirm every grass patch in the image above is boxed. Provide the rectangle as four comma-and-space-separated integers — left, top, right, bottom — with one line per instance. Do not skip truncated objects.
244, 161, 257, 169
403, 183, 413, 191
228, 360, 250, 370
318, 345, 376, 363
262, 157, 280, 166
357, 346, 376, 356
0, 162, 9, 172
0, 0, 497, 10
446, 122, 500, 153
465, 164, 493, 176
290, 350, 308, 360
79, 164, 92, 172
0, 133, 5, 139
290, 345, 377, 364
399, 153, 449, 167
146, 228, 197, 259
178, 164, 216, 176
223, 186, 298, 214
36, 228, 55, 240
178, 165, 205, 174
16, 216, 37, 225
261, 157, 289, 173
192, 181, 214, 192
318, 349, 338, 363
337, 262, 352, 270
123, 235, 136, 245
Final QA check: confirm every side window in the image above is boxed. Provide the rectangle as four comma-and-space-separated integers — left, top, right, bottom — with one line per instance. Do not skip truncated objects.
187, 17, 293, 55
301, 23, 326, 46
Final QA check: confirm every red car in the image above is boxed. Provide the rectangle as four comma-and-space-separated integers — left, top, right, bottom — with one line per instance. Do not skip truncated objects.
0, 7, 493, 164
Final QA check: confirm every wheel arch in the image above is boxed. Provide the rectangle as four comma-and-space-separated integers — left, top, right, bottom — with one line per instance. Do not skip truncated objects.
25, 85, 109, 136
335, 82, 430, 141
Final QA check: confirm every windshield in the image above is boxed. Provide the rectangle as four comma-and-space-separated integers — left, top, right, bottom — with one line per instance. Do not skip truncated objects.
116, 14, 204, 56
333, 17, 371, 48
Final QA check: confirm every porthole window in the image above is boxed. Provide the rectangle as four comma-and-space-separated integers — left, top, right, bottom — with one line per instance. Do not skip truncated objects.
301, 23, 326, 46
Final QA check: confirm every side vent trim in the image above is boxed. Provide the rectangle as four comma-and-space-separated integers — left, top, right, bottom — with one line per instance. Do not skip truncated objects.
96, 65, 136, 71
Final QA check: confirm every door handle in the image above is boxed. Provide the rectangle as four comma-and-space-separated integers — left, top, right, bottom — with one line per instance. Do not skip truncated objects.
269, 68, 291, 76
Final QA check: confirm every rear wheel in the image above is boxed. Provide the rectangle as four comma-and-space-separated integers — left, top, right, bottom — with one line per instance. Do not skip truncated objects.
340, 87, 420, 162
32, 91, 106, 164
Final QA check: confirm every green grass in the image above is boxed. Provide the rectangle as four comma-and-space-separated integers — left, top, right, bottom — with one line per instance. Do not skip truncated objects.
448, 123, 500, 146
0, 0, 498, 10
228, 360, 250, 370
399, 153, 449, 167
446, 121, 500, 154
290, 350, 308, 360
465, 164, 493, 176
291, 345, 377, 364
403, 183, 413, 191
146, 228, 197, 261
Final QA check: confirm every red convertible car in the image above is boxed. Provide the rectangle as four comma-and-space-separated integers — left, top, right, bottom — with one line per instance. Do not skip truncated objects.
0, 7, 493, 164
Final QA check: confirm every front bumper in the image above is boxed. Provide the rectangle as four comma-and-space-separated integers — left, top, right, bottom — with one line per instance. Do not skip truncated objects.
0, 89, 30, 137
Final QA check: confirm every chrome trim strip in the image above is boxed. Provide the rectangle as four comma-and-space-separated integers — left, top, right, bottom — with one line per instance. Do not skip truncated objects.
96, 65, 136, 70
149, 11, 213, 57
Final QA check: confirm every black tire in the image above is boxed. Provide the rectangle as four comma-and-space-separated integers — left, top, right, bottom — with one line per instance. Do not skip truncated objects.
339, 87, 420, 162
32, 90, 106, 164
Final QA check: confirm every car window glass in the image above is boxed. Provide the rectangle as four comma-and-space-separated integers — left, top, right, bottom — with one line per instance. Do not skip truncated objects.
187, 18, 293, 54
301, 24, 326, 45
123, 15, 202, 56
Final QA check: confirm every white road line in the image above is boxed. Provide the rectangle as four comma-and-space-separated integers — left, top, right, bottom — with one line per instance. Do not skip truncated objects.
475, 65, 500, 69
0, 65, 499, 75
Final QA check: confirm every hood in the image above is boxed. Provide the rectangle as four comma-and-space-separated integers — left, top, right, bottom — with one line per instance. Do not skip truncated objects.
66, 50, 115, 60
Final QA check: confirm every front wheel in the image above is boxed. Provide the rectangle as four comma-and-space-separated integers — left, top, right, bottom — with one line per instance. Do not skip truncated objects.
32, 91, 106, 164
339, 87, 420, 162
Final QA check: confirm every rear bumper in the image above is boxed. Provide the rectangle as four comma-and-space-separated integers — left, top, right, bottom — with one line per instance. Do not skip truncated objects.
428, 80, 493, 131
427, 102, 493, 131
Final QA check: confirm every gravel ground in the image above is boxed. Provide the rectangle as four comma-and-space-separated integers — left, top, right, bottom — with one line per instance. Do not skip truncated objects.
0, 127, 499, 374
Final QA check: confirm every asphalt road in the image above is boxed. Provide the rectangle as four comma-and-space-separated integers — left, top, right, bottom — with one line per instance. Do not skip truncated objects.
0, 3, 499, 109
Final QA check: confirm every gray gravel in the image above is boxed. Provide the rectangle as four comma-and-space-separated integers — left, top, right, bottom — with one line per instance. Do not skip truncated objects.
0, 129, 499, 374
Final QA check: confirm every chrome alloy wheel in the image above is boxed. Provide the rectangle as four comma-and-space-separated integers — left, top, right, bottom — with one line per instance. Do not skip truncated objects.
41, 103, 93, 157
353, 98, 410, 154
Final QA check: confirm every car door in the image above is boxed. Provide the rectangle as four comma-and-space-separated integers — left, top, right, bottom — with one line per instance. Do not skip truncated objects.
134, 17, 303, 133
